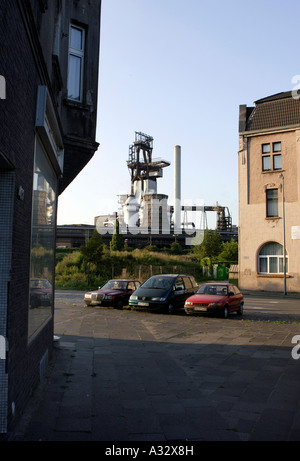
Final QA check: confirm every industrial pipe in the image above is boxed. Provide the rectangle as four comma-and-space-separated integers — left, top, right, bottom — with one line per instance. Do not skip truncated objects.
174, 145, 181, 233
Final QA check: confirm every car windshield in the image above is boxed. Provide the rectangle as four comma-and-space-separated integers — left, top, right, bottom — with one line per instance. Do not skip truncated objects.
142, 277, 174, 289
197, 284, 228, 296
101, 280, 127, 290
30, 279, 52, 289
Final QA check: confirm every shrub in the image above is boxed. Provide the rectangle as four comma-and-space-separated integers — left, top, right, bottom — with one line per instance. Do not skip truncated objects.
55, 244, 206, 291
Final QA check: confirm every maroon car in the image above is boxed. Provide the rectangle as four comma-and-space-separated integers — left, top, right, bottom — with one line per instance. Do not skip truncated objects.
84, 279, 141, 308
184, 282, 244, 319
30, 278, 53, 309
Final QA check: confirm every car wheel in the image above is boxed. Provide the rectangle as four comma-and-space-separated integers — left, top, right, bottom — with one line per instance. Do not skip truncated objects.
223, 306, 228, 319
115, 299, 123, 309
238, 303, 243, 315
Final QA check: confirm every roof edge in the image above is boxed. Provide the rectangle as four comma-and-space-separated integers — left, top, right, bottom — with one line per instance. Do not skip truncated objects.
254, 91, 293, 105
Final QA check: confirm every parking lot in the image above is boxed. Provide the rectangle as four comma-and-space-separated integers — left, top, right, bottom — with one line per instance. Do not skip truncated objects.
13, 290, 300, 441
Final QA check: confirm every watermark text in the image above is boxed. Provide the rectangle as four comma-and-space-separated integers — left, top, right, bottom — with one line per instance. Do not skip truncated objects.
291, 335, 300, 360
0, 75, 6, 99
292, 75, 300, 100
0, 335, 6, 360
95, 198, 205, 246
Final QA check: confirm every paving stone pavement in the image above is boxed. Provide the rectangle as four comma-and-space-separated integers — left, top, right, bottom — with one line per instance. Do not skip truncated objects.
11, 293, 300, 442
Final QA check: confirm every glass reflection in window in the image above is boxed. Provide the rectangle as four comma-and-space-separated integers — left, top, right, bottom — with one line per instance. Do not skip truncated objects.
28, 138, 57, 339
67, 25, 85, 101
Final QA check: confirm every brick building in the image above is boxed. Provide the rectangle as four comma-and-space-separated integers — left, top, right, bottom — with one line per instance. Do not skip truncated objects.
238, 91, 300, 293
0, 0, 101, 436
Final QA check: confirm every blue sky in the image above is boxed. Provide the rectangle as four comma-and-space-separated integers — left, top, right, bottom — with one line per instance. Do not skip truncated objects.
57, 0, 300, 229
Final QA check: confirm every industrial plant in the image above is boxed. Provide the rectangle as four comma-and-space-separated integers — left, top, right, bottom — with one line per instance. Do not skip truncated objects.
93, 132, 237, 249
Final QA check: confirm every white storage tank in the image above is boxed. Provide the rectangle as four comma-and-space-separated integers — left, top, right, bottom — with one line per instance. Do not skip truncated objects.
123, 194, 140, 228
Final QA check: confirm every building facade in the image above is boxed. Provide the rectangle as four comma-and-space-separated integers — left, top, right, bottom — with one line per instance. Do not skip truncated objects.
238, 91, 300, 293
0, 0, 101, 436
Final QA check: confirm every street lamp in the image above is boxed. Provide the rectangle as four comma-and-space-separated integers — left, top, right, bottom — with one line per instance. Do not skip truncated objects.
279, 173, 287, 295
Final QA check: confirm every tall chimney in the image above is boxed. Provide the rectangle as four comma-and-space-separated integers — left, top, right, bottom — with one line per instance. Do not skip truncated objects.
174, 145, 181, 233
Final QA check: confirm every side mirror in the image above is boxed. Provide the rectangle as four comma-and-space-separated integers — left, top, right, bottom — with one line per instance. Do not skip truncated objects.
228, 291, 234, 296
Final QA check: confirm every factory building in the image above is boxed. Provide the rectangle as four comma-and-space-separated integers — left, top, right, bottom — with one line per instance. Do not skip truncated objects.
55, 133, 237, 250
94, 132, 237, 249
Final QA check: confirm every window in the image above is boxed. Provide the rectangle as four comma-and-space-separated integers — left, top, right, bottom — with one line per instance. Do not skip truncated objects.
67, 25, 85, 101
262, 143, 270, 154
266, 189, 278, 217
174, 278, 184, 290
28, 138, 57, 339
258, 242, 288, 274
262, 142, 282, 172
232, 285, 241, 295
183, 277, 192, 289
262, 155, 271, 171
273, 154, 282, 170
273, 142, 281, 152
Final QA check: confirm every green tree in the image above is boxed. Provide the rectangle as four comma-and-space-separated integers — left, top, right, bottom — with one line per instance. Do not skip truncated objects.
80, 230, 103, 272
193, 229, 222, 259
218, 239, 238, 262
110, 218, 123, 251
170, 241, 183, 255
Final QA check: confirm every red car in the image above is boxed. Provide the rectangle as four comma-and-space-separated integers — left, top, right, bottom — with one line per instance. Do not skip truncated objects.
184, 282, 244, 319
84, 279, 141, 309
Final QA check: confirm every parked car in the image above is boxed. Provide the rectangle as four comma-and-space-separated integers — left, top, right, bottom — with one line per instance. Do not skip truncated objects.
84, 279, 141, 308
129, 274, 198, 312
30, 278, 52, 309
184, 282, 244, 318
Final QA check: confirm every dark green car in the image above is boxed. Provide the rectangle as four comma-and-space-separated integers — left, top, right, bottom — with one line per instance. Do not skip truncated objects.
129, 274, 198, 312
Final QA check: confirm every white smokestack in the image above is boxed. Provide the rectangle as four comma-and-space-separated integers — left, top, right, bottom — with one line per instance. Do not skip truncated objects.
174, 145, 181, 233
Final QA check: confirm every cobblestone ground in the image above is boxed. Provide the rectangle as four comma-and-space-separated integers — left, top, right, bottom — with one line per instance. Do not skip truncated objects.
12, 290, 300, 442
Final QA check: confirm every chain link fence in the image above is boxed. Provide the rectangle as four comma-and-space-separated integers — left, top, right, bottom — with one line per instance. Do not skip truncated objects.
113, 264, 202, 282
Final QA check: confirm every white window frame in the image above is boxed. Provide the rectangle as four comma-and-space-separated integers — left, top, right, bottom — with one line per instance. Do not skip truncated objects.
258, 242, 288, 275
67, 24, 85, 102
